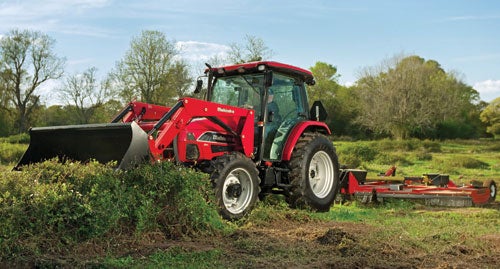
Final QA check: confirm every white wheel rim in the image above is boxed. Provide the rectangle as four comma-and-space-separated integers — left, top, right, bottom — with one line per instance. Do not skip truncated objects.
490, 184, 496, 198
223, 168, 254, 214
308, 151, 334, 199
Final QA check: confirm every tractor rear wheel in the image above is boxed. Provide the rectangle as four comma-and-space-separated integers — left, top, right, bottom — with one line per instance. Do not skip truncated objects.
287, 133, 339, 211
211, 152, 260, 220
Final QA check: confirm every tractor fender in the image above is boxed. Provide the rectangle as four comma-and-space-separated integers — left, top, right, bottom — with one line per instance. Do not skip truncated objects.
281, 121, 331, 161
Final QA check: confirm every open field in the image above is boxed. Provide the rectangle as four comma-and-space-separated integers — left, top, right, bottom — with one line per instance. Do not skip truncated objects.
0, 139, 499, 268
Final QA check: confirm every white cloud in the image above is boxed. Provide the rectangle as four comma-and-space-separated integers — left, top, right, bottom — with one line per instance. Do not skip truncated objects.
474, 80, 500, 102
176, 41, 230, 62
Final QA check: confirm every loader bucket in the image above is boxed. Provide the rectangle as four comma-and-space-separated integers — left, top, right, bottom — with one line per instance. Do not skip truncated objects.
15, 122, 150, 170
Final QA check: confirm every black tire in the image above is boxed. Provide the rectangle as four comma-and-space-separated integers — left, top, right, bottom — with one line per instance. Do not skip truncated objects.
287, 133, 340, 211
210, 152, 260, 220
483, 180, 497, 203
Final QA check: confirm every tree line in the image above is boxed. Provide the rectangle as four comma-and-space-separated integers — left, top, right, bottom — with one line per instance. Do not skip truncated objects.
0, 29, 498, 139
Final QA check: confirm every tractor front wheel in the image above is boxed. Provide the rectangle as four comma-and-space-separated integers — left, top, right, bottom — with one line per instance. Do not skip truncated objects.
287, 133, 340, 211
211, 152, 260, 220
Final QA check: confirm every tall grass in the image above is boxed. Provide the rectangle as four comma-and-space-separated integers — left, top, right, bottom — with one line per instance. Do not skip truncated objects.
336, 139, 500, 181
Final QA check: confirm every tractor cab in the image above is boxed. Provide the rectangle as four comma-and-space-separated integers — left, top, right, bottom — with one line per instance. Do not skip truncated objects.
199, 61, 315, 161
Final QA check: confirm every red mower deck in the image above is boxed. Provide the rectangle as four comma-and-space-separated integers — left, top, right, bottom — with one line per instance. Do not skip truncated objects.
339, 167, 497, 207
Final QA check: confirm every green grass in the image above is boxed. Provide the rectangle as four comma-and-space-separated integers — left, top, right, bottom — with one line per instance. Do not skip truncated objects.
101, 248, 224, 269
336, 139, 500, 184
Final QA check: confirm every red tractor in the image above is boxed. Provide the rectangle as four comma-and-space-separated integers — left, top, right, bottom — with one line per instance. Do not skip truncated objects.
17, 61, 340, 220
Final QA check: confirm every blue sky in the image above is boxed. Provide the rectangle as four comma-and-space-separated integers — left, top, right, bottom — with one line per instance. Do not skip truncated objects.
1, 0, 499, 103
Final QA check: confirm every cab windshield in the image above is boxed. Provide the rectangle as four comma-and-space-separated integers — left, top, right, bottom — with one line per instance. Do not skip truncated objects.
211, 74, 264, 118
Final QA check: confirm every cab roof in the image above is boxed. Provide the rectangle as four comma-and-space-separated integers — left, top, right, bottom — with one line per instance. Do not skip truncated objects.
208, 61, 315, 85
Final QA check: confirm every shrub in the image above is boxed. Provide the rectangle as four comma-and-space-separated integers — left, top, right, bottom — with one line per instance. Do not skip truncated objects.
0, 133, 30, 144
337, 143, 378, 162
372, 139, 441, 153
414, 150, 433, 161
421, 140, 441, 152
434, 156, 489, 171
338, 153, 362, 169
375, 152, 413, 166
0, 142, 27, 164
0, 160, 223, 258
448, 156, 489, 169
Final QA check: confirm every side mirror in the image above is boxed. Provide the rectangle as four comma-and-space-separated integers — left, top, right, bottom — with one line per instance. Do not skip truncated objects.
310, 101, 327, 121
194, 79, 203, 94
264, 71, 273, 87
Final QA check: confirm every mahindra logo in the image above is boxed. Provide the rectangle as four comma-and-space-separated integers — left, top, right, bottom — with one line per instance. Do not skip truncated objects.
217, 107, 235, 114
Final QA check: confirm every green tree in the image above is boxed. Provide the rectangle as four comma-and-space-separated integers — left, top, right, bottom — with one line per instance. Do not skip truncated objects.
110, 30, 191, 105
480, 97, 500, 138
0, 29, 65, 133
0, 61, 14, 136
39, 105, 78, 126
227, 35, 274, 64
308, 62, 361, 137
355, 55, 479, 139
59, 67, 113, 124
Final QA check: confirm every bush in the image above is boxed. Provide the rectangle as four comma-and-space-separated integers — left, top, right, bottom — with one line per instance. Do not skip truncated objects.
434, 156, 489, 170
0, 142, 26, 164
0, 133, 30, 144
375, 152, 413, 166
421, 140, 441, 152
372, 139, 441, 153
0, 160, 223, 258
337, 143, 378, 162
448, 156, 489, 169
414, 150, 433, 161
338, 153, 362, 169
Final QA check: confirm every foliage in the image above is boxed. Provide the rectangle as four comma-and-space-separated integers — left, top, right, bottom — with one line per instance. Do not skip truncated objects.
337, 142, 378, 168
309, 62, 362, 137
0, 133, 30, 144
372, 138, 441, 152
374, 152, 412, 166
480, 97, 500, 138
355, 55, 480, 139
0, 160, 223, 259
109, 30, 192, 105
58, 67, 115, 124
0, 29, 65, 133
436, 156, 489, 170
0, 110, 14, 137
227, 35, 274, 64
0, 142, 26, 164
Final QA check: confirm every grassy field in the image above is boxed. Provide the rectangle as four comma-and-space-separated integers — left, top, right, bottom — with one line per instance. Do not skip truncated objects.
336, 139, 500, 185
0, 138, 499, 268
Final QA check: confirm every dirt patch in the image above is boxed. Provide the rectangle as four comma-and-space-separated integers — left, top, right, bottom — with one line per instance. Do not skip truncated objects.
316, 227, 356, 245
4, 211, 500, 268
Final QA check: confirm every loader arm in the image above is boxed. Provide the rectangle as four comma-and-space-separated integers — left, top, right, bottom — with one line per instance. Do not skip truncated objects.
146, 97, 255, 161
